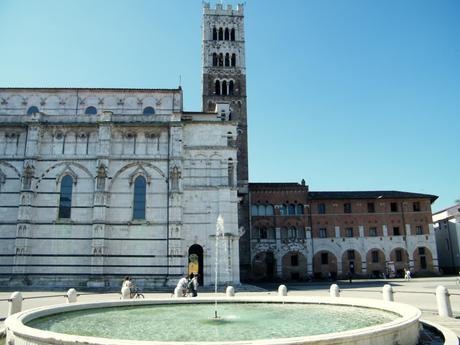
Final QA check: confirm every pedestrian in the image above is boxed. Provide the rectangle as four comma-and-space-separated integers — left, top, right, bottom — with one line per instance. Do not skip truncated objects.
348, 271, 353, 284
121, 276, 133, 298
190, 273, 199, 297
177, 275, 189, 297
404, 268, 411, 281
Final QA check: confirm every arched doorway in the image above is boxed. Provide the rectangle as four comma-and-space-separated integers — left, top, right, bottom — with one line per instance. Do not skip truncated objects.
188, 244, 203, 285
252, 251, 276, 281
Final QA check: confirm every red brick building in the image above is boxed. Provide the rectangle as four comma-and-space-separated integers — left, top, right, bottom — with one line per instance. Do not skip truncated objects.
249, 182, 438, 281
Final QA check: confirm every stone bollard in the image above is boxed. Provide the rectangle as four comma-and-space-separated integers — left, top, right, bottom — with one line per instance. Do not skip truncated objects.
330, 284, 340, 297
8, 291, 23, 316
382, 284, 394, 302
121, 286, 131, 300
173, 287, 182, 298
226, 286, 235, 297
66, 288, 77, 303
278, 285, 287, 296
436, 285, 453, 318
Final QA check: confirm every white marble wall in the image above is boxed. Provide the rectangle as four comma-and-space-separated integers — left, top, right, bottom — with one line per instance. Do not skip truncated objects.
0, 88, 239, 287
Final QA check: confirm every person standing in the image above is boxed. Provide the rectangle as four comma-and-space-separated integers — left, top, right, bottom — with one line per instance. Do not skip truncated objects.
191, 273, 199, 297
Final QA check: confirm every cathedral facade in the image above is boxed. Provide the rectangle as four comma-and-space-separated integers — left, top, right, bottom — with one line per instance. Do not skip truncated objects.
0, 87, 241, 288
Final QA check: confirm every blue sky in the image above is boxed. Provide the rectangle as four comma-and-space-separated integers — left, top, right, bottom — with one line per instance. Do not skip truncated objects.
0, 0, 458, 212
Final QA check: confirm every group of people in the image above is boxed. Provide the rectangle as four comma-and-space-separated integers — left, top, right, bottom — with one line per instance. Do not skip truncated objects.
177, 272, 199, 297
121, 273, 200, 298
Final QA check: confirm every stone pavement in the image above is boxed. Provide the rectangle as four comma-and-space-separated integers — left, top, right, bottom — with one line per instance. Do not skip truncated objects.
1, 277, 460, 340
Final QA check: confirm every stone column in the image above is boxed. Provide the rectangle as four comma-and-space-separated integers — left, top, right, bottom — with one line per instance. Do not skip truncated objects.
306, 227, 313, 275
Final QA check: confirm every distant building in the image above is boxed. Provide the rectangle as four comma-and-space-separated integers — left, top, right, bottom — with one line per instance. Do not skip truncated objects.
250, 182, 438, 280
433, 204, 460, 274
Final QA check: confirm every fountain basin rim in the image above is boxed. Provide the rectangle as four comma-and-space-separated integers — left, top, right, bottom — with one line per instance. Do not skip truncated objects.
5, 296, 422, 345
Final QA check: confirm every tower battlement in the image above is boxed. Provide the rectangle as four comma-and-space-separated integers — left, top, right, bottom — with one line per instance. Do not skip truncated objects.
203, 2, 244, 16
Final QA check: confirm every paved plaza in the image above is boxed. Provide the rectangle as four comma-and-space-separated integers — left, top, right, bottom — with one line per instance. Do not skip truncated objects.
1, 276, 460, 341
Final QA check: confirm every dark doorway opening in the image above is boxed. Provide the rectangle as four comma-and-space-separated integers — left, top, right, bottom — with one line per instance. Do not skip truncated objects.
265, 252, 275, 279
188, 244, 204, 285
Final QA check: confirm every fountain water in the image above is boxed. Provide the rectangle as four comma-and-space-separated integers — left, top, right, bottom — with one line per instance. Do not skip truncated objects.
213, 214, 224, 319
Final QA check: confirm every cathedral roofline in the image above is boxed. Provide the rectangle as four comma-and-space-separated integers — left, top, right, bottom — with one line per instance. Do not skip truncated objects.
0, 87, 182, 93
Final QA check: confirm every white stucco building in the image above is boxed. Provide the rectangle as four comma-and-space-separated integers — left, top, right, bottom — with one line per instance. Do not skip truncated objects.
0, 87, 241, 288
433, 204, 460, 274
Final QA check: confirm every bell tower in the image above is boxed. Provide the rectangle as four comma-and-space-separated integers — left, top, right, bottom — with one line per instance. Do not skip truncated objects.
202, 3, 251, 280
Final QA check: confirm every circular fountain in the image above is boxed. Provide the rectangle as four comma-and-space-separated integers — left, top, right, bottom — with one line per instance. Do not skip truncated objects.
5, 295, 421, 345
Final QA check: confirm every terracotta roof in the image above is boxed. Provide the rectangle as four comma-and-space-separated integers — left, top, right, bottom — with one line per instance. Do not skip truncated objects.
308, 191, 438, 203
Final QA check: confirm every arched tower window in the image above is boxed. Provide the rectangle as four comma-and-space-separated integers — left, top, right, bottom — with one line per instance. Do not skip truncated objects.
266, 204, 274, 216
225, 53, 230, 67
218, 27, 223, 40
222, 80, 228, 96
212, 53, 217, 66
218, 53, 223, 67
27, 106, 39, 115
229, 80, 234, 95
143, 106, 155, 115
288, 204, 296, 215
215, 80, 221, 95
296, 204, 304, 215
133, 176, 146, 220
85, 106, 97, 115
231, 53, 236, 67
212, 27, 217, 40
230, 28, 235, 41
258, 205, 266, 216
58, 175, 73, 219
224, 28, 229, 40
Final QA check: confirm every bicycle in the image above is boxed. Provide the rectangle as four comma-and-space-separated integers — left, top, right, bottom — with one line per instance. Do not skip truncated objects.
130, 287, 145, 299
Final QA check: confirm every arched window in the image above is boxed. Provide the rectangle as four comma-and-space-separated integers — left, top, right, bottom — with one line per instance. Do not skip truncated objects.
222, 81, 228, 96
288, 204, 296, 215
230, 28, 235, 41
296, 204, 304, 215
212, 27, 217, 40
84, 106, 97, 115
133, 176, 146, 220
218, 27, 223, 40
251, 204, 258, 216
215, 80, 221, 95
280, 204, 287, 215
224, 28, 230, 40
218, 53, 223, 67
212, 53, 217, 66
143, 106, 155, 115
27, 106, 39, 115
266, 204, 274, 216
225, 53, 230, 67
258, 205, 266, 216
288, 227, 297, 239
231, 53, 236, 67
58, 175, 73, 219
229, 80, 234, 95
